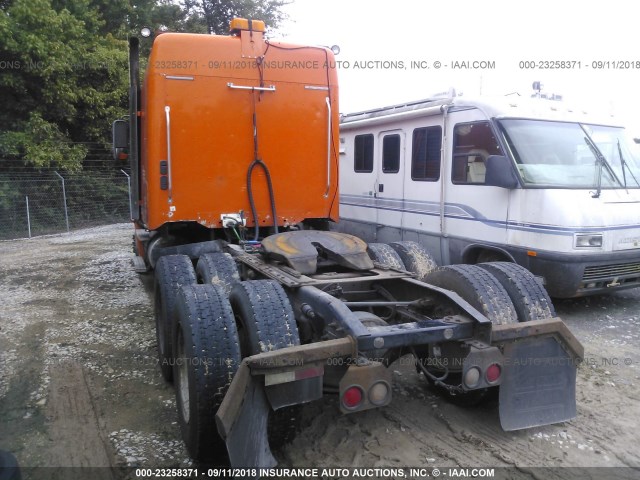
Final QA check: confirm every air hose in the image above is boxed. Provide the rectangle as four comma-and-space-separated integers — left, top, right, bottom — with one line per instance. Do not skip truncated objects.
246, 90, 279, 242
247, 157, 279, 242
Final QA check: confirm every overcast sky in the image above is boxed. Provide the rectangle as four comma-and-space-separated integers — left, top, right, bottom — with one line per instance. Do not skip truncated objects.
277, 0, 640, 133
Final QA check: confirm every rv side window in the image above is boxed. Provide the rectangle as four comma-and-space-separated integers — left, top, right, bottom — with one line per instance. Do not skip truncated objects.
411, 126, 442, 181
382, 134, 401, 173
354, 134, 374, 172
451, 122, 501, 184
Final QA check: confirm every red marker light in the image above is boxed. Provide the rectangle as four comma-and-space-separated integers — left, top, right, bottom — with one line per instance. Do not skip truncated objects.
486, 363, 502, 383
342, 386, 363, 409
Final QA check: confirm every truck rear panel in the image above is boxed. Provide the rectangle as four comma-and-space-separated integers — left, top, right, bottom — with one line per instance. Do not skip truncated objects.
141, 31, 339, 231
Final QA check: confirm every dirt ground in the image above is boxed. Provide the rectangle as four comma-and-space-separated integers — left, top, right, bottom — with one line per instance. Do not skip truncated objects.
1, 224, 639, 478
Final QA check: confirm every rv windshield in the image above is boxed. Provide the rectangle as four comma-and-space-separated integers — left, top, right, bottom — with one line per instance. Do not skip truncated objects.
585, 125, 640, 189
497, 119, 640, 189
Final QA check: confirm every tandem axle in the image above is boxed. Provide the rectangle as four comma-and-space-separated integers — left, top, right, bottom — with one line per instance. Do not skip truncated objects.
149, 230, 582, 469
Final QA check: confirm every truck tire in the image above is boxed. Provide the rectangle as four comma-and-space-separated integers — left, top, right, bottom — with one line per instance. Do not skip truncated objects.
424, 264, 517, 325
367, 243, 405, 270
477, 262, 556, 321
230, 280, 300, 353
196, 252, 240, 294
421, 265, 517, 405
229, 280, 301, 446
173, 284, 241, 464
389, 241, 437, 281
154, 254, 197, 382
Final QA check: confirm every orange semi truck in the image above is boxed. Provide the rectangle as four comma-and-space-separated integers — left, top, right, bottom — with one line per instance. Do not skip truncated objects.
113, 19, 583, 470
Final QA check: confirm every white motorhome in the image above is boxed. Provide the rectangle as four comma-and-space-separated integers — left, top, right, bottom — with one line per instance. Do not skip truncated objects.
337, 94, 640, 298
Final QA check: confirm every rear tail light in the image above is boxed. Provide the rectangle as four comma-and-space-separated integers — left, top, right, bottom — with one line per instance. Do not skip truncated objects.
462, 345, 504, 390
338, 363, 392, 413
342, 386, 364, 409
486, 363, 502, 384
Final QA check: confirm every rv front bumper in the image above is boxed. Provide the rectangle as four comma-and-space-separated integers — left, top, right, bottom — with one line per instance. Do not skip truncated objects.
524, 248, 640, 298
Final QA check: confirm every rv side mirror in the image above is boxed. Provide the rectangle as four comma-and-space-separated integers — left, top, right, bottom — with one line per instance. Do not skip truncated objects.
112, 119, 129, 162
485, 155, 519, 189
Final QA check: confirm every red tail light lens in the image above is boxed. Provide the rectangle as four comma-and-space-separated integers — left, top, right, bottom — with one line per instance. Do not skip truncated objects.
486, 363, 501, 383
342, 386, 364, 409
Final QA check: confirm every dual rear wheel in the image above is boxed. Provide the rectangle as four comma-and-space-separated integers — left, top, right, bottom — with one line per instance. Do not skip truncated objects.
154, 245, 557, 459
368, 241, 556, 404
154, 253, 301, 463
420, 262, 555, 404
154, 252, 241, 383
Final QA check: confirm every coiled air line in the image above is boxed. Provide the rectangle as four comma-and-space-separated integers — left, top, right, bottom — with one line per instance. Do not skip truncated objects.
246, 89, 279, 242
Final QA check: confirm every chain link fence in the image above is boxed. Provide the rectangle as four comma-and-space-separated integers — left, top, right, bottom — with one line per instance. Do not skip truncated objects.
0, 167, 131, 240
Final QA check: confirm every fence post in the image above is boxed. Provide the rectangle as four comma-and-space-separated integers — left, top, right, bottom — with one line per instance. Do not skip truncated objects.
54, 171, 70, 232
121, 169, 133, 220
26, 195, 31, 238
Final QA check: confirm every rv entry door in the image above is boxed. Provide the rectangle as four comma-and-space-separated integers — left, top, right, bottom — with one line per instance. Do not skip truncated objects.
375, 130, 406, 242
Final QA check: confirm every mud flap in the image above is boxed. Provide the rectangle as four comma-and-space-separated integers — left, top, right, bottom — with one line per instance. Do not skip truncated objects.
215, 363, 276, 470
499, 336, 577, 430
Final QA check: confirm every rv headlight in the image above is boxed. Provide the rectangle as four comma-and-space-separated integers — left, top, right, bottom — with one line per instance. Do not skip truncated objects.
575, 233, 603, 248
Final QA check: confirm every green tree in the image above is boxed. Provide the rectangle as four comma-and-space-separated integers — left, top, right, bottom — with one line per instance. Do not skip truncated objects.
174, 0, 289, 35
0, 0, 128, 170
88, 0, 290, 40
0, 0, 290, 170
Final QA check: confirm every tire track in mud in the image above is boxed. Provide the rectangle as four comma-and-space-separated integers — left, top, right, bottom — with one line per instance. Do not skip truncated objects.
44, 361, 115, 477
568, 358, 640, 467
382, 385, 523, 468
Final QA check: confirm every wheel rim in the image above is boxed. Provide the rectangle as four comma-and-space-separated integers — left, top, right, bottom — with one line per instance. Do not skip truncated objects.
176, 326, 190, 422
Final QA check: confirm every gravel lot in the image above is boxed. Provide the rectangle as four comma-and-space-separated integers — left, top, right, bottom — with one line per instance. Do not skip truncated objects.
0, 224, 639, 478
